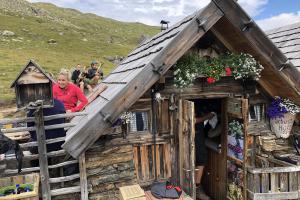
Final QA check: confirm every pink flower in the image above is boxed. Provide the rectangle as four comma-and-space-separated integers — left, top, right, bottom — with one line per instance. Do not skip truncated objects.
207, 77, 216, 84
225, 67, 232, 76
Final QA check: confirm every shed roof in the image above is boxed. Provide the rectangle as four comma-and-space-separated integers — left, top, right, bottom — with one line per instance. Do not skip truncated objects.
63, 0, 300, 158
11, 59, 55, 88
266, 22, 300, 71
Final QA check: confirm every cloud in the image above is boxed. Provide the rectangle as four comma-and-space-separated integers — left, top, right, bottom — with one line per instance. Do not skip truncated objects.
134, 8, 149, 14
257, 11, 300, 30
239, 0, 268, 17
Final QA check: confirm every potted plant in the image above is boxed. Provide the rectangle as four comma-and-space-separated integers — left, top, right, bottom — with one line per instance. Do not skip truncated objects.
228, 120, 244, 160
119, 111, 133, 138
267, 97, 300, 138
173, 52, 264, 88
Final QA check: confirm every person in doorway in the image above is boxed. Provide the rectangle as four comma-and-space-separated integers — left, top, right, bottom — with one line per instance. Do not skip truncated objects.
53, 69, 88, 112
195, 106, 215, 200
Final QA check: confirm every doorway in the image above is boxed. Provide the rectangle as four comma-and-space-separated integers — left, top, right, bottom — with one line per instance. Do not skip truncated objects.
192, 98, 226, 200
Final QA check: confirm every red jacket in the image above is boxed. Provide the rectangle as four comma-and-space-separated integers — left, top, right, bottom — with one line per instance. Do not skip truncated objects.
53, 83, 88, 112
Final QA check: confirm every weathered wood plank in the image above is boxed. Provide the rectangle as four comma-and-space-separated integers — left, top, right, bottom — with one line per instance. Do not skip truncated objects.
178, 99, 184, 188
253, 174, 260, 193
270, 173, 277, 192
35, 108, 51, 200
248, 166, 300, 174
140, 145, 149, 180
156, 145, 161, 178
133, 146, 140, 180
252, 191, 299, 199
261, 173, 269, 193
163, 143, 171, 178
289, 172, 298, 192
51, 186, 80, 196
79, 154, 88, 200
280, 173, 288, 192
49, 174, 80, 183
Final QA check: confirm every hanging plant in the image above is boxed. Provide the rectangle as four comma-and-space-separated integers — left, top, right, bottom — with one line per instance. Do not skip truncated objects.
266, 96, 300, 119
173, 52, 264, 88
228, 120, 244, 138
173, 53, 200, 88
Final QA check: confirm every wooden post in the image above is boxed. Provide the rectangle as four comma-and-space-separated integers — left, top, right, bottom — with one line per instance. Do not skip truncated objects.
187, 102, 196, 200
35, 106, 51, 200
79, 153, 88, 200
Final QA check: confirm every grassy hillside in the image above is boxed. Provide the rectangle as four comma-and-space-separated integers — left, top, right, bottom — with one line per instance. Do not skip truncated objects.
0, 0, 159, 104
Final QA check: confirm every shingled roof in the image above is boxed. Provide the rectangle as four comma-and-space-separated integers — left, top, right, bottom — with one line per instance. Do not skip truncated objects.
267, 22, 300, 71
63, 0, 300, 158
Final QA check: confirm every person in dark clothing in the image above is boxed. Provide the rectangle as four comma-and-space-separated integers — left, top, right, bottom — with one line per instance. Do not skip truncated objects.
86, 61, 103, 80
27, 99, 66, 166
71, 64, 82, 84
194, 105, 215, 200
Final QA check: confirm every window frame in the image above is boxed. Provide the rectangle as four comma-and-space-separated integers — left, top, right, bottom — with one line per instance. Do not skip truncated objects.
127, 109, 152, 135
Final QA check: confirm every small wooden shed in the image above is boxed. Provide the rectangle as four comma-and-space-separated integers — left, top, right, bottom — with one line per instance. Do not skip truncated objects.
10, 60, 54, 108
58, 0, 300, 199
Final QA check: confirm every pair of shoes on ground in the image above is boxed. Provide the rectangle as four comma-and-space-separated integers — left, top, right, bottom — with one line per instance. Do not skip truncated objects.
196, 186, 211, 200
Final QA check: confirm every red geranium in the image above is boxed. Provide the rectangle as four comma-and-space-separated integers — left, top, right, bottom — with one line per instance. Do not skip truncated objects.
225, 67, 232, 76
207, 77, 216, 84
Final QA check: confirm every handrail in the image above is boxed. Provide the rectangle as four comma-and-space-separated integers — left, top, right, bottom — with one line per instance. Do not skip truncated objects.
1, 123, 76, 133
247, 166, 300, 174
0, 111, 87, 125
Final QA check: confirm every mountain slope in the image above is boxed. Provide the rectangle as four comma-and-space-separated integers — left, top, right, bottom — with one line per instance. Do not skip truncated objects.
0, 0, 159, 103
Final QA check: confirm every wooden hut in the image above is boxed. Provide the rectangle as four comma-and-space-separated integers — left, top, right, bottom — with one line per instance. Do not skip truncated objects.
1, 0, 300, 200
11, 60, 54, 108
58, 0, 300, 199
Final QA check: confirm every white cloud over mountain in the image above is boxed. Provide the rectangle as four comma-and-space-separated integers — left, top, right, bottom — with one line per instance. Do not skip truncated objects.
27, 0, 300, 30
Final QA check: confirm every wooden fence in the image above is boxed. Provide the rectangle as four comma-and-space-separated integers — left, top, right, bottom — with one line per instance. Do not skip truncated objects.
247, 166, 300, 200
133, 143, 172, 185
0, 110, 88, 200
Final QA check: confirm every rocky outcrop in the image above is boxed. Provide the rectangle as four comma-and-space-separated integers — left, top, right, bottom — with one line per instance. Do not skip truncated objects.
2, 30, 15, 36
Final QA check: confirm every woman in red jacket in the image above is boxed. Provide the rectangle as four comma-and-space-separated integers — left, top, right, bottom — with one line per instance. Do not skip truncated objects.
53, 69, 88, 112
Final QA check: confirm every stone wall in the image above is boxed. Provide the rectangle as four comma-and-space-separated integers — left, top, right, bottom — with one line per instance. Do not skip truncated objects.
86, 141, 137, 200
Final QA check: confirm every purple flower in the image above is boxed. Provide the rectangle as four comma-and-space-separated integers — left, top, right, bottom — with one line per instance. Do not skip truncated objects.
267, 97, 288, 119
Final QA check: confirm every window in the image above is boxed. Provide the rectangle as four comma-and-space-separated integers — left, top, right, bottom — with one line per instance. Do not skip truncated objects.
249, 104, 265, 122
129, 111, 149, 132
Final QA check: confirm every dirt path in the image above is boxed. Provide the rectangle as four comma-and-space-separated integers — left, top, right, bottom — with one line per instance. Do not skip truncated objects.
0, 107, 17, 119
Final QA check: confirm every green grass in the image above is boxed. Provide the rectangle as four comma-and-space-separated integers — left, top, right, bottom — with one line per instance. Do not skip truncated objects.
0, 2, 159, 104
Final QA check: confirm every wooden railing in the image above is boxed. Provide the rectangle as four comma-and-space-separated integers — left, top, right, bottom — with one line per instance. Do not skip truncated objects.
0, 111, 88, 199
247, 166, 300, 200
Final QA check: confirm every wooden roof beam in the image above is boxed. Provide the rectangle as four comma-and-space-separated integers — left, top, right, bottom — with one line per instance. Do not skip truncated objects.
212, 0, 300, 103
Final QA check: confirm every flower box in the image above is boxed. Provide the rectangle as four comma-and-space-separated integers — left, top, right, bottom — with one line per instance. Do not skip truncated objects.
0, 173, 39, 200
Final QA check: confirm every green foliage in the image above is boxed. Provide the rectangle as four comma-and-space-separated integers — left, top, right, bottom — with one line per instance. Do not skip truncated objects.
173, 52, 264, 88
0, 183, 33, 195
0, 2, 159, 104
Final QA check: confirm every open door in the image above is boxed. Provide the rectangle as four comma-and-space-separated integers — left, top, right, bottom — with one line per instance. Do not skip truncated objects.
226, 97, 249, 200
178, 100, 196, 199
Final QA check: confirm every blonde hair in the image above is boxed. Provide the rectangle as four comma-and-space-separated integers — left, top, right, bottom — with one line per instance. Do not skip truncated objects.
58, 68, 71, 80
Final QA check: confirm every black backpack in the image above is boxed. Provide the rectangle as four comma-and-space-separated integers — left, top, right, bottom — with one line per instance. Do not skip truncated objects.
151, 181, 182, 199
0, 131, 23, 173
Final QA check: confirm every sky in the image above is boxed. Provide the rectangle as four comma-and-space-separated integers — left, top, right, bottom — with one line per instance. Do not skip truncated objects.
27, 0, 300, 30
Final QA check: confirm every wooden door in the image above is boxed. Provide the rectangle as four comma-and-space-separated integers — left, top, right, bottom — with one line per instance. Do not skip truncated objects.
178, 100, 196, 199
226, 97, 249, 200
